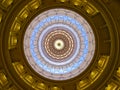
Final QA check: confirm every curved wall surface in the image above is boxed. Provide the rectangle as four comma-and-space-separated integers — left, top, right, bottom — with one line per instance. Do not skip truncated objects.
0, 0, 120, 90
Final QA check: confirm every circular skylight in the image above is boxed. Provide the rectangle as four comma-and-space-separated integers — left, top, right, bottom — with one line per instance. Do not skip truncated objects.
23, 8, 95, 80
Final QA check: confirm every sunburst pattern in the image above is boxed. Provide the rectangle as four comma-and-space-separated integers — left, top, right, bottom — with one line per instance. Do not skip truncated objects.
24, 8, 95, 80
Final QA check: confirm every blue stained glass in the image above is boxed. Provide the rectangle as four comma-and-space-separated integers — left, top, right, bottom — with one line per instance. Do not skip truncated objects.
73, 63, 79, 69
31, 31, 36, 37
34, 28, 39, 32
67, 17, 72, 21
78, 60, 82, 64
67, 67, 72, 72
36, 58, 40, 64
80, 57, 84, 61
30, 41, 33, 46
84, 36, 88, 41
84, 40, 88, 45
84, 49, 88, 54
42, 19, 47, 24
63, 16, 67, 21
51, 68, 55, 72
59, 16, 64, 20
50, 16, 55, 20
43, 65, 49, 72
35, 24, 39, 29
71, 20, 76, 25
38, 22, 44, 28
59, 69, 64, 73
46, 18, 51, 22
54, 69, 59, 74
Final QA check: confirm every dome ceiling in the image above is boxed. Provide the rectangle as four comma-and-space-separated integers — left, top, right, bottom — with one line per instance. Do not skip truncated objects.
0, 0, 120, 90
23, 8, 95, 80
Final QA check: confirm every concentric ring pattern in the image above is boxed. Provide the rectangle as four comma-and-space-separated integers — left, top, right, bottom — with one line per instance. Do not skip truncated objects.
23, 8, 95, 80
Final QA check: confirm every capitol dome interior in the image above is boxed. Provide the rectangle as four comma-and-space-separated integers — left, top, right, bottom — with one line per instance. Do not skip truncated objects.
0, 0, 120, 90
